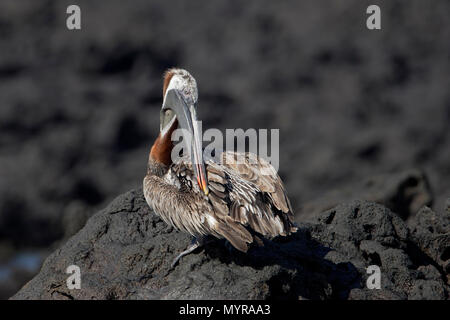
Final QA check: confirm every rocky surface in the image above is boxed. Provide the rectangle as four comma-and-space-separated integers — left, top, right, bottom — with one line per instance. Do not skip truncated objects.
12, 189, 449, 300
296, 169, 433, 221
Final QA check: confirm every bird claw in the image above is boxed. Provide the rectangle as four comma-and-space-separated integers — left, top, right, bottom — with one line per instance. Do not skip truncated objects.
169, 237, 204, 270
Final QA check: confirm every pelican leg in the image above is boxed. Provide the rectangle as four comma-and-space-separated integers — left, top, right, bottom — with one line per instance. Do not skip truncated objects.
170, 236, 207, 269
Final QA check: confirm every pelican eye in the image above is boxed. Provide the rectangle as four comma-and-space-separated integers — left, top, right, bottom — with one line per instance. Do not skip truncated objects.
161, 109, 175, 128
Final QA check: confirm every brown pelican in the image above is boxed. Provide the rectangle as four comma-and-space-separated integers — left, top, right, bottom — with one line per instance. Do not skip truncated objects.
143, 68, 297, 268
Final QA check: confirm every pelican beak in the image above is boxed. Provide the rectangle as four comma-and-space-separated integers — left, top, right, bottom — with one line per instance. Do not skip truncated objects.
162, 89, 209, 195
190, 108, 209, 196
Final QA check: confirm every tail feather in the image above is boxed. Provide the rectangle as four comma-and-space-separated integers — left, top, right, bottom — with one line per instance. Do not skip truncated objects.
216, 220, 253, 252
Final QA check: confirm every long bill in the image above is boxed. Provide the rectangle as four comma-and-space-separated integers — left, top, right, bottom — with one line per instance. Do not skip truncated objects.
162, 89, 209, 195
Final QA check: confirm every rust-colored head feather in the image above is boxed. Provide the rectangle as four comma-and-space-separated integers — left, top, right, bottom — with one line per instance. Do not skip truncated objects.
163, 70, 175, 97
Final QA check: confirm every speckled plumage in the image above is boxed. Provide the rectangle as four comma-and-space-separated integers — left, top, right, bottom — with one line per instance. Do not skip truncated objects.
144, 151, 297, 252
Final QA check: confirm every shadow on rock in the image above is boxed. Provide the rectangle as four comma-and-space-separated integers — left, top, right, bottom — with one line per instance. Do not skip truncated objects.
201, 229, 362, 300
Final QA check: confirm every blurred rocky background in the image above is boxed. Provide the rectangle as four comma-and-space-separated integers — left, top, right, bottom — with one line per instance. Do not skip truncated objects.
0, 0, 449, 298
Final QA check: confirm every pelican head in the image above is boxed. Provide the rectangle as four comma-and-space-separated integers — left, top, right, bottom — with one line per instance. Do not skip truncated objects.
159, 68, 209, 195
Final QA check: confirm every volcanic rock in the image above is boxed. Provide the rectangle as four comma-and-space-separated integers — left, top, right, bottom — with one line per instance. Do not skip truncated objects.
12, 189, 449, 300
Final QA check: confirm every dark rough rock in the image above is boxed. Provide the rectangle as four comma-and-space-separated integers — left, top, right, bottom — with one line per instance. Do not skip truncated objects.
12, 189, 449, 300
311, 202, 449, 300
296, 169, 433, 222
408, 206, 450, 277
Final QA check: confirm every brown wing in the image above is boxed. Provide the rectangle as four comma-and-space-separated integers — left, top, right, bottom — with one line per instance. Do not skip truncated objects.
167, 152, 296, 252
206, 151, 297, 239
164, 159, 251, 252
